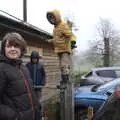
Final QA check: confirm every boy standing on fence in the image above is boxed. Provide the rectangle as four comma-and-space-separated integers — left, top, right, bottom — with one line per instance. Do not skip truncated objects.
46, 9, 76, 81
26, 51, 46, 100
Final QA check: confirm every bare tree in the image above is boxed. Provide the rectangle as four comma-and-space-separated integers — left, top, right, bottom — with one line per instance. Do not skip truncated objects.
91, 18, 120, 66
86, 40, 103, 67
97, 18, 114, 38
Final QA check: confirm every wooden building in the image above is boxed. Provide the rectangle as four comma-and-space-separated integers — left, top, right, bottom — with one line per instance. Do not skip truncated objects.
0, 14, 61, 100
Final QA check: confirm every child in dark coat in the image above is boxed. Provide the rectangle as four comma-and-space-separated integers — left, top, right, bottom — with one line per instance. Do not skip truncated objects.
26, 51, 46, 100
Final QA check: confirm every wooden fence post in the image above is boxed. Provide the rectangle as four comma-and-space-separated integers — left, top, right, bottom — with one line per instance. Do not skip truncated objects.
59, 76, 74, 120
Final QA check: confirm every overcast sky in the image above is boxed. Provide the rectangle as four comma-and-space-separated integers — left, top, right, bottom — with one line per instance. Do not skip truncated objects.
0, 0, 120, 52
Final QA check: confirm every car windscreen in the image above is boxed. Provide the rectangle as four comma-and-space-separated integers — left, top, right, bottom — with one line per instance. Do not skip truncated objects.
115, 70, 120, 78
96, 70, 117, 78
84, 71, 92, 77
91, 79, 119, 92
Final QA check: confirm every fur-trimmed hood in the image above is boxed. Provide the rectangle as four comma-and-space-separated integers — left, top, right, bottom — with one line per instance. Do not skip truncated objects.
46, 9, 62, 26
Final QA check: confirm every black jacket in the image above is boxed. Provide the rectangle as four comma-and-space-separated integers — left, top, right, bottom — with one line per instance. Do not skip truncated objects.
0, 55, 41, 120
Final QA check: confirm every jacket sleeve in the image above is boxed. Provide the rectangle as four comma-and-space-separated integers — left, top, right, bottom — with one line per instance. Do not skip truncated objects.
41, 65, 46, 86
60, 23, 73, 39
47, 35, 54, 43
47, 38, 54, 43
0, 70, 17, 120
24, 64, 34, 86
25, 63, 31, 77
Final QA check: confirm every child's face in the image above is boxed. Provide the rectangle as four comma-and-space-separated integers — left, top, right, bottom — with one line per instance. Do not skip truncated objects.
5, 41, 21, 59
32, 58, 38, 63
48, 14, 56, 25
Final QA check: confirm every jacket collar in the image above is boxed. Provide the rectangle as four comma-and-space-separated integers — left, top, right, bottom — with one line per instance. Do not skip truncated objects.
0, 55, 22, 66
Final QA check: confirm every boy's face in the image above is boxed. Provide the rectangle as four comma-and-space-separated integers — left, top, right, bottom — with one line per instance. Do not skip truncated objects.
5, 41, 21, 59
32, 58, 38, 63
47, 14, 56, 25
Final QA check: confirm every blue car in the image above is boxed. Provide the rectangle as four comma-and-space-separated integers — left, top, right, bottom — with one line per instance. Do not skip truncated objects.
74, 78, 120, 119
